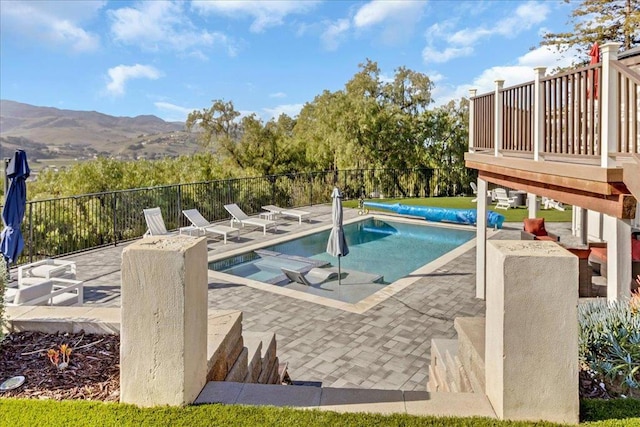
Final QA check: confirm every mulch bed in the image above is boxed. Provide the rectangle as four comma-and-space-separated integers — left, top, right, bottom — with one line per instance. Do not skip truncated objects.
0, 331, 119, 401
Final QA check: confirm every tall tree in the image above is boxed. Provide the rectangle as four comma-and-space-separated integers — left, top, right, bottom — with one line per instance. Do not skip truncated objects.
542, 0, 639, 57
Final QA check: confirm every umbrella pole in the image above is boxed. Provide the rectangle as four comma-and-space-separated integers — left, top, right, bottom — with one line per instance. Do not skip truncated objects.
338, 256, 341, 286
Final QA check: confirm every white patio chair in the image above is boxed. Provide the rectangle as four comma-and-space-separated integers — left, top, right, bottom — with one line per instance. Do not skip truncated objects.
493, 188, 517, 210
261, 205, 311, 225
223, 204, 277, 235
182, 209, 239, 244
18, 258, 76, 286
9, 278, 84, 306
143, 207, 170, 236
542, 197, 565, 211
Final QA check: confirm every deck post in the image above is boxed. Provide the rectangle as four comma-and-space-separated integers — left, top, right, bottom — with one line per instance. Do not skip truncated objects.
468, 89, 477, 153
533, 67, 546, 162
476, 178, 488, 300
600, 42, 621, 167
494, 80, 504, 157
603, 215, 632, 301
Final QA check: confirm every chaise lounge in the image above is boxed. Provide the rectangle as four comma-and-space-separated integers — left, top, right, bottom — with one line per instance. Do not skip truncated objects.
261, 205, 311, 225
182, 209, 239, 244
224, 203, 277, 235
588, 234, 640, 289
281, 267, 338, 286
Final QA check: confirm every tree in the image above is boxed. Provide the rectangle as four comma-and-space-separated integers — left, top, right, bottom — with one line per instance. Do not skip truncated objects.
542, 0, 639, 58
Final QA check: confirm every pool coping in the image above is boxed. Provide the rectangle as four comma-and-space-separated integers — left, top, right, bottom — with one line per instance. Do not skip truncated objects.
207, 214, 499, 314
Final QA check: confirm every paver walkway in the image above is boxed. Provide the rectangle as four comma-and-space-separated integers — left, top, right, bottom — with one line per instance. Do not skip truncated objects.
32, 205, 583, 391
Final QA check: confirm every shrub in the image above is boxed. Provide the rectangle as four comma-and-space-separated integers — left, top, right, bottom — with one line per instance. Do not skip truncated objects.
579, 294, 640, 398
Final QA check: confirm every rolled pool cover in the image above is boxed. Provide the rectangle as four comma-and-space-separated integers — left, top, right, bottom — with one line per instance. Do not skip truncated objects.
362, 202, 505, 229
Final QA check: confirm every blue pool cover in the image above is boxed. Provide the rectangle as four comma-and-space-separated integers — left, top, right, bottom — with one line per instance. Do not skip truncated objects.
363, 202, 505, 229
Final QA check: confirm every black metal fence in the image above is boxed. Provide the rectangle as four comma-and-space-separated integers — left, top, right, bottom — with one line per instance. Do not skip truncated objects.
15, 167, 473, 264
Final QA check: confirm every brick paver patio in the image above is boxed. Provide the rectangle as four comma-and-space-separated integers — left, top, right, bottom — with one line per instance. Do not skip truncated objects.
41, 205, 583, 391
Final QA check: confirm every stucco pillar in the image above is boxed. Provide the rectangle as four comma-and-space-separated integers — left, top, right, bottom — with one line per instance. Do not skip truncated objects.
476, 177, 488, 300
485, 241, 578, 424
120, 235, 208, 406
603, 215, 632, 301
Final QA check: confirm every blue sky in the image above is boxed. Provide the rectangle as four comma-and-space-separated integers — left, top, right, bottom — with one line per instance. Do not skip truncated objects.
0, 0, 582, 122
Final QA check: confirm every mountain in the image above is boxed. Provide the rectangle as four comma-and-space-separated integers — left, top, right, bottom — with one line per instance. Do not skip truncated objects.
0, 100, 201, 163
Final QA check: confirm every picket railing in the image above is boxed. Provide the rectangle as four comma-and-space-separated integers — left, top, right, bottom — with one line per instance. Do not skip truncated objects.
470, 42, 639, 164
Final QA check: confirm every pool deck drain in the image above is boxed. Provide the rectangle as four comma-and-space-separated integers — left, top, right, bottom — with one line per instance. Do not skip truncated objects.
16, 203, 585, 391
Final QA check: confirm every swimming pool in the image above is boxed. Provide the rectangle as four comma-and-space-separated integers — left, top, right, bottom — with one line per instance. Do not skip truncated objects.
210, 217, 475, 287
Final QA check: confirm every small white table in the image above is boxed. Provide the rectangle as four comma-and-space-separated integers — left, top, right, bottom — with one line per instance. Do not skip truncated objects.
259, 212, 276, 221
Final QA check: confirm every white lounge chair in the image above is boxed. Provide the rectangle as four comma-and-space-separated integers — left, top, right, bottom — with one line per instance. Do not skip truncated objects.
470, 182, 478, 202
8, 278, 84, 306
493, 188, 517, 210
143, 207, 170, 236
223, 204, 277, 235
281, 267, 338, 286
542, 197, 565, 211
18, 258, 76, 286
261, 205, 311, 225
182, 209, 239, 244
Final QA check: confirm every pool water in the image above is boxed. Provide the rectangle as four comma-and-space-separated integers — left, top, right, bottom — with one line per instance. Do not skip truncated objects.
211, 218, 474, 285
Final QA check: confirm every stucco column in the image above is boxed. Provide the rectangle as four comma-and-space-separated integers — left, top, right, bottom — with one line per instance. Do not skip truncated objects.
485, 240, 578, 424
603, 214, 632, 301
120, 235, 208, 406
476, 177, 488, 299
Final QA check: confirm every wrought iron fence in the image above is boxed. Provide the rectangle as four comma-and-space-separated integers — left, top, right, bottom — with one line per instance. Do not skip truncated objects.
14, 167, 473, 264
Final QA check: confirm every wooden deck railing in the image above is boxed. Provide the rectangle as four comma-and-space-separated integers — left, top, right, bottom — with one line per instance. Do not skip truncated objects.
470, 42, 639, 166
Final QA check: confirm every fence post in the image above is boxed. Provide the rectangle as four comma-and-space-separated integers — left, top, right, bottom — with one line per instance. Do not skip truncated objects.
112, 193, 117, 246
533, 67, 547, 162
468, 89, 477, 153
28, 203, 33, 263
177, 184, 183, 228
494, 79, 505, 157
600, 42, 621, 167
309, 172, 313, 206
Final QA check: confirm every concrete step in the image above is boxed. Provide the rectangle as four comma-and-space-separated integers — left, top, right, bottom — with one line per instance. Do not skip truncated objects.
195, 382, 496, 418
454, 317, 485, 394
207, 310, 244, 381
243, 333, 263, 383
225, 347, 248, 382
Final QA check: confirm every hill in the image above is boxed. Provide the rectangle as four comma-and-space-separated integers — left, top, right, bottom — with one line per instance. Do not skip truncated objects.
0, 100, 201, 166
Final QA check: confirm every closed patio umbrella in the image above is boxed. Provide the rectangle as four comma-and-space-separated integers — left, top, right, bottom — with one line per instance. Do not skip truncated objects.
1, 150, 30, 265
326, 187, 349, 285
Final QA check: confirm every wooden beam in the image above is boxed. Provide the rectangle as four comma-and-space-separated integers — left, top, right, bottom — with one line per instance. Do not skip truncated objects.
467, 160, 622, 195
479, 171, 636, 219
465, 152, 624, 182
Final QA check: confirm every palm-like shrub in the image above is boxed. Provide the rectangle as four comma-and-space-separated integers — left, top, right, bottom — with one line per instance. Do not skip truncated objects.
579, 293, 640, 398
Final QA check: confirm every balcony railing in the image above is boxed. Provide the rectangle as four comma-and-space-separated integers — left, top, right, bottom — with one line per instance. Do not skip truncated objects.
12, 167, 472, 265
470, 42, 640, 165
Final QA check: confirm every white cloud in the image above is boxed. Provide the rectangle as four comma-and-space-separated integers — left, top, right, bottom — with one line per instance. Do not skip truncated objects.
320, 19, 351, 51
155, 101, 195, 122
353, 0, 425, 44
0, 0, 102, 52
263, 103, 304, 120
423, 1, 550, 65
192, 1, 320, 33
433, 45, 578, 105
353, 0, 422, 28
269, 92, 287, 99
422, 45, 473, 64
108, 2, 236, 56
106, 64, 162, 96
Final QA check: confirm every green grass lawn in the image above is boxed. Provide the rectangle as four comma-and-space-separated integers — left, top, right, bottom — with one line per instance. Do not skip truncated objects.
343, 197, 573, 223
1, 398, 638, 426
